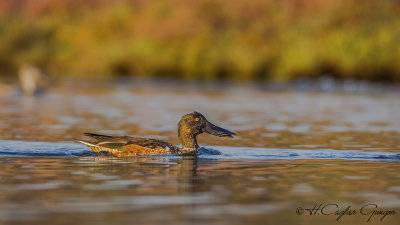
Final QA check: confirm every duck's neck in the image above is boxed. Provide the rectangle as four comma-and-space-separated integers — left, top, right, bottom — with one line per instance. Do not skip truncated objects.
179, 133, 199, 150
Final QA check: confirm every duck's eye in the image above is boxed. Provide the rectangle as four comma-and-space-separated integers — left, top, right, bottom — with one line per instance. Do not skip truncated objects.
195, 118, 200, 122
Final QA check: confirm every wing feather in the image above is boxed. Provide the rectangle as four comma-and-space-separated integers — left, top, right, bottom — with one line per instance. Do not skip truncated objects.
79, 133, 181, 155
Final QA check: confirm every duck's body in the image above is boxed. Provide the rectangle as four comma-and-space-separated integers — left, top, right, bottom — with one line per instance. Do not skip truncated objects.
78, 133, 190, 156
77, 112, 235, 156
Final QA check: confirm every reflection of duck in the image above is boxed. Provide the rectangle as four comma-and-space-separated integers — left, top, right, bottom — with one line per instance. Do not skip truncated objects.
77, 111, 235, 156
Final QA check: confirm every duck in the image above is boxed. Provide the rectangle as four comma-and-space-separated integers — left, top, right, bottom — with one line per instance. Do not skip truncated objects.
77, 111, 235, 156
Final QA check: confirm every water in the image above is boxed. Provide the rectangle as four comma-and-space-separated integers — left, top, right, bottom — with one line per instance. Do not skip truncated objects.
0, 78, 400, 224
1, 140, 400, 161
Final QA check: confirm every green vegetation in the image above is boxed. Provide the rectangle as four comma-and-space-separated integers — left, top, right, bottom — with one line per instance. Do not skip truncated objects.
1, 0, 400, 82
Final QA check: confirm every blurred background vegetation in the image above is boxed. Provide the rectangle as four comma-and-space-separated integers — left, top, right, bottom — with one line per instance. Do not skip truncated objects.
1, 0, 400, 82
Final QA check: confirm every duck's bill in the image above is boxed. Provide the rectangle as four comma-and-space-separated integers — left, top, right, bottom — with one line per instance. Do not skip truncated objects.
204, 121, 236, 138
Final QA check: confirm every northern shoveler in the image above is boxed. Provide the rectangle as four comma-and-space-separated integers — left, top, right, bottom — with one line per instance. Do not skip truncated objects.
77, 111, 235, 156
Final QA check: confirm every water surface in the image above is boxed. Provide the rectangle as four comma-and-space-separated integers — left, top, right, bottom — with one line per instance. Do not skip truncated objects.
0, 79, 399, 224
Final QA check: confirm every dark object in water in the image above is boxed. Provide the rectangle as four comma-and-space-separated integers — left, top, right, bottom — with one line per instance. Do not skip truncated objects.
77, 111, 235, 156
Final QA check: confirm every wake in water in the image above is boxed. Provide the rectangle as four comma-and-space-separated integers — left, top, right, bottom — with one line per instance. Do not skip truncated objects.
0, 140, 94, 157
196, 147, 222, 156
0, 140, 399, 161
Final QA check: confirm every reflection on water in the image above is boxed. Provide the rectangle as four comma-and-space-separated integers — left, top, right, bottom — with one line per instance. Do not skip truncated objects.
0, 79, 400, 224
0, 156, 399, 225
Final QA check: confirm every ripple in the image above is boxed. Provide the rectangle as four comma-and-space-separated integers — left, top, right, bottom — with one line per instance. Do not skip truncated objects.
187, 202, 292, 217
0, 140, 399, 162
387, 186, 400, 192
90, 174, 120, 180
0, 181, 71, 193
290, 183, 317, 195
342, 176, 369, 180
53, 194, 218, 213
83, 180, 143, 190
196, 147, 222, 155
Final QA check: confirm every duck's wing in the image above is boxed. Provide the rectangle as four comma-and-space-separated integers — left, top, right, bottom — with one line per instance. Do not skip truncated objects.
78, 133, 180, 156
83, 133, 130, 143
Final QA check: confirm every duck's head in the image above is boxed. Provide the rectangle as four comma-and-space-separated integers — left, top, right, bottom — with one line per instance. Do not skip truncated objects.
178, 111, 235, 139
